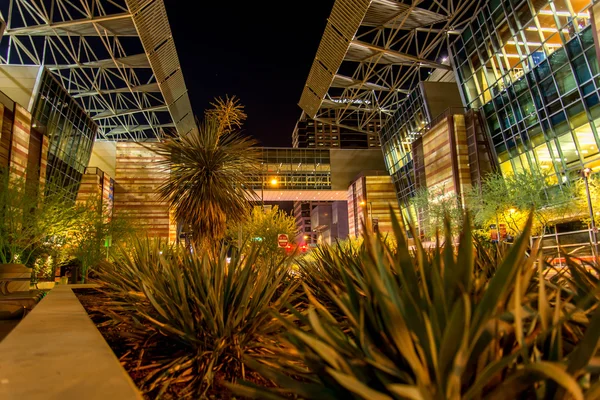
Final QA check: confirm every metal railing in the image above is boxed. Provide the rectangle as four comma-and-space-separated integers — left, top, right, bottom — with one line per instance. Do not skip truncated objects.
531, 228, 597, 264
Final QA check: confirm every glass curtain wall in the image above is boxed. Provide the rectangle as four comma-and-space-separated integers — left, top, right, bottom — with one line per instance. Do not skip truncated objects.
451, 0, 600, 183
32, 70, 98, 200
380, 86, 430, 205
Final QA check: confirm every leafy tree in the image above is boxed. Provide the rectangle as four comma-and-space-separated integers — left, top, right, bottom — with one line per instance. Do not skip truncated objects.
0, 170, 86, 267
65, 197, 139, 282
466, 170, 576, 236
410, 185, 463, 239
228, 206, 297, 265
155, 97, 261, 247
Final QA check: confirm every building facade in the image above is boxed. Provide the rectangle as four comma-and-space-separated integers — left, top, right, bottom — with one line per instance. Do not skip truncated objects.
292, 110, 381, 149
291, 107, 384, 244
348, 172, 402, 238
0, 67, 97, 200
32, 69, 97, 199
451, 0, 600, 184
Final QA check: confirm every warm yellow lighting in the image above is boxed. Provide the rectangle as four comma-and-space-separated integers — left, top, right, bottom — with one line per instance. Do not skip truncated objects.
303, 235, 309, 240
359, 201, 366, 206
270, 178, 278, 186
508, 208, 517, 214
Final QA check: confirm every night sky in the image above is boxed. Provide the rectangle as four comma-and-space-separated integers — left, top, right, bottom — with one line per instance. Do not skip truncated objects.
164, 1, 335, 147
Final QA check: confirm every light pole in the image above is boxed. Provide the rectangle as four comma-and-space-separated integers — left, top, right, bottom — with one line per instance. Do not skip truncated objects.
582, 167, 598, 260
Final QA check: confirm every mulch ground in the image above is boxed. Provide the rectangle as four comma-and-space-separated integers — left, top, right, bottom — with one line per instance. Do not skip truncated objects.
73, 288, 272, 399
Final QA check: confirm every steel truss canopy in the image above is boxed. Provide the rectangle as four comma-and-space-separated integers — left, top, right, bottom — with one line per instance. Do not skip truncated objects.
0, 0, 196, 141
299, 0, 478, 133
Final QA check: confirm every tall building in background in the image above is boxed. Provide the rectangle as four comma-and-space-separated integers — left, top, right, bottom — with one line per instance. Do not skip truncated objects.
292, 110, 380, 149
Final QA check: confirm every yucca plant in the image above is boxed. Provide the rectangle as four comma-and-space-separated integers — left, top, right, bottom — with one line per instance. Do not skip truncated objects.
95, 238, 300, 398
232, 213, 600, 399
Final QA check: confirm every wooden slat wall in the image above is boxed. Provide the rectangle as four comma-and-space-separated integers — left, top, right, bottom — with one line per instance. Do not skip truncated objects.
347, 179, 363, 238
422, 118, 455, 194
39, 135, 49, 192
422, 114, 471, 202
365, 175, 401, 235
9, 105, 32, 182
0, 104, 9, 171
102, 173, 113, 217
453, 114, 472, 201
76, 173, 102, 204
114, 143, 173, 239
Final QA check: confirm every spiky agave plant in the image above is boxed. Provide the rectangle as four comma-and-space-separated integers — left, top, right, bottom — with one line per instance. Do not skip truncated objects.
155, 117, 260, 245
96, 238, 300, 398
231, 213, 600, 399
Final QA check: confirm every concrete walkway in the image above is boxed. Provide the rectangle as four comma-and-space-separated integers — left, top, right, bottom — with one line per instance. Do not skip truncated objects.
0, 284, 142, 400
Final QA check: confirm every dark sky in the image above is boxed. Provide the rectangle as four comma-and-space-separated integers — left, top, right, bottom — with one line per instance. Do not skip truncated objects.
164, 1, 335, 147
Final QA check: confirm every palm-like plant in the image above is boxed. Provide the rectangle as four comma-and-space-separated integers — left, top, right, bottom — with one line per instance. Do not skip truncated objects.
95, 238, 299, 398
155, 97, 260, 245
232, 213, 600, 399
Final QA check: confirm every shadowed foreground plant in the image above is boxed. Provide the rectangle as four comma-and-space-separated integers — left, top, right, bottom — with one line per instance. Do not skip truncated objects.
96, 238, 299, 398
232, 213, 600, 400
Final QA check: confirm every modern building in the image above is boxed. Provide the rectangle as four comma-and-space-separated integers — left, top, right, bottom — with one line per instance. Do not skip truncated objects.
1, 0, 194, 230
451, 0, 600, 184
0, 66, 97, 200
348, 171, 402, 238
292, 110, 381, 149
300, 0, 600, 238
0, 0, 196, 142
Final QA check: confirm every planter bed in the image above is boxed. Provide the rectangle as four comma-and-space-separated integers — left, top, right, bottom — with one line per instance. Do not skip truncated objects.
73, 287, 271, 399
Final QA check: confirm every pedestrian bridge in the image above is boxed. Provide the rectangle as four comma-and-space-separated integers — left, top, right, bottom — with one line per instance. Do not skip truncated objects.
248, 148, 387, 201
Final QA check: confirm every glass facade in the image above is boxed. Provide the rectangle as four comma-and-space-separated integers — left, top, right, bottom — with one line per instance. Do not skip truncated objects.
379, 86, 430, 205
451, 0, 600, 182
32, 70, 98, 199
249, 148, 332, 190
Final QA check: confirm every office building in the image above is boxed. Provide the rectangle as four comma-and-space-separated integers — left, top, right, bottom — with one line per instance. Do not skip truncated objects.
292, 110, 381, 149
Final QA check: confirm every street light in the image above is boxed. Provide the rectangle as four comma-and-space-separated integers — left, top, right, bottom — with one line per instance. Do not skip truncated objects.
582, 167, 599, 260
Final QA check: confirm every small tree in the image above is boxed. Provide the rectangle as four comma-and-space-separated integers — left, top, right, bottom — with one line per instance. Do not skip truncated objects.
228, 206, 297, 265
0, 170, 85, 267
66, 197, 139, 282
410, 185, 463, 240
466, 170, 576, 236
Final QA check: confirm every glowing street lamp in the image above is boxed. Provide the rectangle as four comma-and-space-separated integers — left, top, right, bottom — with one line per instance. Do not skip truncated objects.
261, 177, 279, 207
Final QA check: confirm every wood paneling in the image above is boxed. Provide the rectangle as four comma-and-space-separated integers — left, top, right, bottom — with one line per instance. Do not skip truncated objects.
114, 143, 174, 239
348, 174, 400, 237
9, 104, 31, 181
0, 103, 12, 171
365, 175, 401, 235
39, 135, 49, 191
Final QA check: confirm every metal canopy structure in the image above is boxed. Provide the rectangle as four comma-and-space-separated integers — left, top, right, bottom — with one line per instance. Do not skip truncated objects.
0, 0, 196, 141
299, 0, 479, 134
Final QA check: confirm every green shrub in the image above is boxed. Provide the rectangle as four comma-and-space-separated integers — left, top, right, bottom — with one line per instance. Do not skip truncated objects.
96, 238, 300, 397
232, 213, 600, 399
